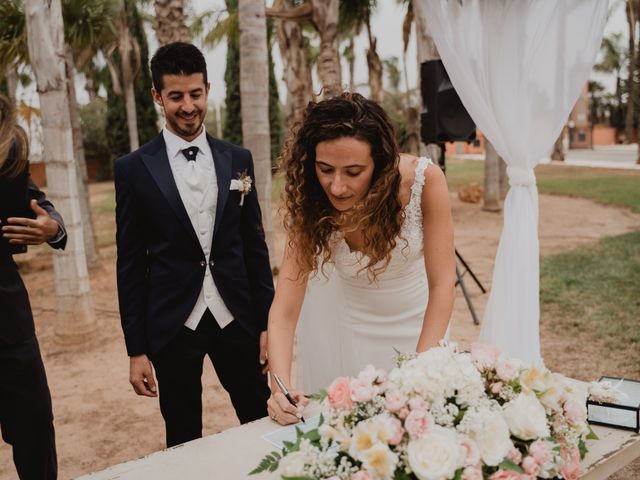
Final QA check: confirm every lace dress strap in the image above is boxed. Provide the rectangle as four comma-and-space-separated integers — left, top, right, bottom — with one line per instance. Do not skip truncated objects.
408, 156, 432, 211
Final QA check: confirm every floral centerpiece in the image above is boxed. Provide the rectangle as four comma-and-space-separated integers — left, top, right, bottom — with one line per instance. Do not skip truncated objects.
252, 343, 597, 480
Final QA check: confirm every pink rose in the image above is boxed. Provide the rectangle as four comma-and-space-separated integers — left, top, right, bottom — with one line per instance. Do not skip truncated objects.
522, 456, 539, 476
404, 409, 433, 438
327, 377, 353, 410
351, 471, 372, 480
489, 469, 522, 480
387, 417, 405, 446
529, 440, 552, 465
397, 407, 410, 419
506, 446, 522, 464
350, 377, 376, 403
563, 397, 585, 426
496, 356, 520, 381
408, 396, 428, 411
491, 382, 503, 395
559, 448, 581, 480
459, 436, 481, 467
471, 343, 500, 370
462, 466, 483, 480
384, 390, 407, 413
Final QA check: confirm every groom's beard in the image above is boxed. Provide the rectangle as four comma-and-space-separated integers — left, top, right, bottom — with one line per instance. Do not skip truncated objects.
168, 110, 205, 138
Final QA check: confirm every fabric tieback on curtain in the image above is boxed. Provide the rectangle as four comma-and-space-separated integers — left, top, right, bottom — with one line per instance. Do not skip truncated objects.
507, 166, 536, 187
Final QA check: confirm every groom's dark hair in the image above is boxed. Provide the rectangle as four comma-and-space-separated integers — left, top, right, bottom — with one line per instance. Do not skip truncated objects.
150, 42, 208, 92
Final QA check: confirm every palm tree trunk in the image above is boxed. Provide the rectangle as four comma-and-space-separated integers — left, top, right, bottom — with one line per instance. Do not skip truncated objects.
25, 0, 96, 344
118, 12, 140, 151
483, 139, 501, 212
272, 0, 313, 130
64, 45, 99, 267
626, 0, 636, 144
347, 35, 355, 91
311, 0, 342, 98
551, 129, 564, 161
365, 17, 383, 104
154, 0, 190, 46
238, 0, 275, 268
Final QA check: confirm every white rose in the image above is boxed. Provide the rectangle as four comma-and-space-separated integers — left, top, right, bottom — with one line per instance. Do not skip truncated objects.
466, 409, 513, 467
407, 425, 463, 480
360, 443, 399, 480
503, 393, 550, 440
279, 450, 307, 477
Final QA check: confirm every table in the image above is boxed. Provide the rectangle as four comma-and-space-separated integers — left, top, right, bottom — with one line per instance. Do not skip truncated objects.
78, 400, 639, 480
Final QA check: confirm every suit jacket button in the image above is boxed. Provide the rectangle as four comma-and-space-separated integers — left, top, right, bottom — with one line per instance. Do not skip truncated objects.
200, 260, 206, 267
209, 260, 214, 266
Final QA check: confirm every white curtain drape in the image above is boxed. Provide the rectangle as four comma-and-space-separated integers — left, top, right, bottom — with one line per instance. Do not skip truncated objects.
418, 0, 608, 363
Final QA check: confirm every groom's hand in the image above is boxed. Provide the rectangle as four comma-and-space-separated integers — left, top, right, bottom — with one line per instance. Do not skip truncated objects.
259, 330, 268, 374
129, 354, 158, 397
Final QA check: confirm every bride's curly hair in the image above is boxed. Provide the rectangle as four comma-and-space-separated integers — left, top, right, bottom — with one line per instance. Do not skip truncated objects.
280, 92, 404, 280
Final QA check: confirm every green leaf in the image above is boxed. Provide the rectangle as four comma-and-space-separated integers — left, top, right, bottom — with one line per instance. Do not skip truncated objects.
453, 469, 463, 480
499, 458, 524, 474
587, 425, 599, 440
393, 467, 413, 480
310, 389, 328, 402
579, 439, 588, 460
249, 450, 282, 475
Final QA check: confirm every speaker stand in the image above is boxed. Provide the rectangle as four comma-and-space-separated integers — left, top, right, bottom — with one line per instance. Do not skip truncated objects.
433, 143, 486, 325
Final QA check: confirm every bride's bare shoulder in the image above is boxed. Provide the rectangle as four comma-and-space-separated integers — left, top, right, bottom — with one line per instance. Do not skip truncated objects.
398, 154, 419, 182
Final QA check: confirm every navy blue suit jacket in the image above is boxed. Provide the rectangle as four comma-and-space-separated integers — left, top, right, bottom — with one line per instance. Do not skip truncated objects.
114, 133, 274, 356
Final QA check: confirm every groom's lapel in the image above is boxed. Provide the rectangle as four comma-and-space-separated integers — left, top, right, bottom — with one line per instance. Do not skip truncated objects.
209, 135, 231, 238
141, 136, 199, 247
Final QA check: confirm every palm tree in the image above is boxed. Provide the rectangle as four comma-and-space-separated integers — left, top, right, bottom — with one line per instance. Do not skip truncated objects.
0, 0, 108, 266
268, 0, 342, 98
339, 0, 383, 103
238, 0, 275, 267
24, 0, 96, 344
269, 0, 314, 129
106, 0, 142, 151
154, 0, 190, 46
62, 0, 116, 266
0, 0, 27, 105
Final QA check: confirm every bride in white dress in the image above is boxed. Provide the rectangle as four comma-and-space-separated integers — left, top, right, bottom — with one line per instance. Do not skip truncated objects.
267, 93, 455, 425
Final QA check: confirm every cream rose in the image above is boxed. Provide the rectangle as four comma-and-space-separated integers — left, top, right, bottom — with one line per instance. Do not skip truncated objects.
406, 425, 462, 480
278, 450, 307, 477
503, 393, 550, 440
467, 409, 513, 467
360, 443, 399, 480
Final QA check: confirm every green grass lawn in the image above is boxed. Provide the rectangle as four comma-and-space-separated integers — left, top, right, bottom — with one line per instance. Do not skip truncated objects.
445, 158, 640, 212
445, 157, 640, 371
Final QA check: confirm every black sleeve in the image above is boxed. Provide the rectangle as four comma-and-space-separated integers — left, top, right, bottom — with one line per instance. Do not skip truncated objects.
239, 151, 275, 332
27, 176, 67, 250
114, 157, 149, 356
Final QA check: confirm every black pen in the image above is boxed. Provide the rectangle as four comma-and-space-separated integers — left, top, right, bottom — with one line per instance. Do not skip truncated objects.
273, 373, 306, 423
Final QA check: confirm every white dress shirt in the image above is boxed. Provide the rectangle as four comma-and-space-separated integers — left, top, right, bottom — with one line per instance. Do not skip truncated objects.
162, 127, 234, 330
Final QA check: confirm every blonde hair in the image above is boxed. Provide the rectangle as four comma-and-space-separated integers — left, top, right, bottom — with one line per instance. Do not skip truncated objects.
0, 94, 29, 179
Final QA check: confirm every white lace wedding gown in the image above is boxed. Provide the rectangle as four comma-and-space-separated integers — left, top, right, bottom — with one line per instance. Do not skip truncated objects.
297, 157, 435, 392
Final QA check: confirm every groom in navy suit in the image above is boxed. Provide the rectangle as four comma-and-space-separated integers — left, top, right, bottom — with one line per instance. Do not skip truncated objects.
114, 42, 274, 447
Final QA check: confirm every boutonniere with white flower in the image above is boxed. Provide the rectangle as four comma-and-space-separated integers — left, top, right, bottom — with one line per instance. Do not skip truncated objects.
230, 169, 252, 206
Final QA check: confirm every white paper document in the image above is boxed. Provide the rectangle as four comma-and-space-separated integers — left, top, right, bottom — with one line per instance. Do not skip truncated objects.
262, 414, 324, 449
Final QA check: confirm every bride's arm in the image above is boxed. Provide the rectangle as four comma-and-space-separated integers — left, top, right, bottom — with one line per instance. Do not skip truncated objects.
416, 164, 456, 352
267, 238, 309, 424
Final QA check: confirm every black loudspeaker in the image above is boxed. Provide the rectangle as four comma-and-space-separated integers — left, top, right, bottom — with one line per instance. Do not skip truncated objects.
420, 59, 476, 144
